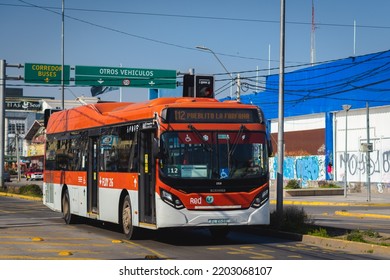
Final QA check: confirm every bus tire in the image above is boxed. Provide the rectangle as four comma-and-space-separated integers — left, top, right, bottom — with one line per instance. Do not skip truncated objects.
62, 189, 76, 224
121, 195, 134, 239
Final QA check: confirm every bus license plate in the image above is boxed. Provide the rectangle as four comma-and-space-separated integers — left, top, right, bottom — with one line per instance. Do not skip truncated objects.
208, 219, 230, 224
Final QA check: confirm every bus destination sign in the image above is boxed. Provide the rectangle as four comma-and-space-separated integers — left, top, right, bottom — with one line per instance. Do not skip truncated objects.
164, 108, 260, 123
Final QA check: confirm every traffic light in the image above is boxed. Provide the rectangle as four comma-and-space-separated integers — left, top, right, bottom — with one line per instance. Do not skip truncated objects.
182, 74, 194, 97
195, 75, 214, 98
182, 74, 214, 98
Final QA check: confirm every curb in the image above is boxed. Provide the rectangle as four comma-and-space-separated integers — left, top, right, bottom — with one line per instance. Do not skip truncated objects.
302, 234, 390, 257
270, 199, 390, 207
335, 210, 390, 220
249, 227, 390, 258
0, 191, 42, 201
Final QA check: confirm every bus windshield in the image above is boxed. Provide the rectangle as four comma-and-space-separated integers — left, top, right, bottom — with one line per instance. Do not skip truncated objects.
159, 130, 268, 180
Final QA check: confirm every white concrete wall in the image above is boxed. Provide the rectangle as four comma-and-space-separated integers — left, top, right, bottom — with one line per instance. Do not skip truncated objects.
271, 113, 325, 132
334, 105, 390, 184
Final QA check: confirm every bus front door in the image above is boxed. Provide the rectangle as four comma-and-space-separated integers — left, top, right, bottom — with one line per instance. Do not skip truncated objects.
87, 136, 99, 214
139, 129, 156, 225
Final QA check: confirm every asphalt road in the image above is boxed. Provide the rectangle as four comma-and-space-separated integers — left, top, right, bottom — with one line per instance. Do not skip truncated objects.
0, 195, 388, 260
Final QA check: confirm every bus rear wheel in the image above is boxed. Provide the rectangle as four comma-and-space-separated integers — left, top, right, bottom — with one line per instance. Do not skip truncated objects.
121, 195, 134, 239
62, 189, 76, 224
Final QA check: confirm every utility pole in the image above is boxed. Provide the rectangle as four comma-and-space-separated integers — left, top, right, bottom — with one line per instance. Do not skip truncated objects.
61, 0, 65, 109
276, 0, 286, 223
236, 74, 241, 102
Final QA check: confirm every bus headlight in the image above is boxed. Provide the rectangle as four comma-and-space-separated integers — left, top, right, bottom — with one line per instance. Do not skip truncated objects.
251, 188, 269, 208
160, 189, 184, 209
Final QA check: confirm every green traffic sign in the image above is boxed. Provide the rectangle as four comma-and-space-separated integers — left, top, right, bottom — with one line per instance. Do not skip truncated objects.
24, 63, 70, 85
75, 65, 177, 89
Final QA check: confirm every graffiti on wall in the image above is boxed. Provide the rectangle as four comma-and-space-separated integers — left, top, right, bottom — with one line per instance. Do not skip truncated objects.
337, 148, 390, 183
270, 155, 326, 187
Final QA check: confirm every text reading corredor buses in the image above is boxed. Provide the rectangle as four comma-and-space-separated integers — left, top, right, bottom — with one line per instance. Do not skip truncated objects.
31, 64, 63, 78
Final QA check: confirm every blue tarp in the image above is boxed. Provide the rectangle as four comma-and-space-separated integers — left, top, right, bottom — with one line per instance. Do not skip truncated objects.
229, 49, 390, 119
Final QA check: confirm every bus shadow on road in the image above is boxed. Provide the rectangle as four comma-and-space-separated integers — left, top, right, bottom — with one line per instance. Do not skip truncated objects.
75, 219, 297, 247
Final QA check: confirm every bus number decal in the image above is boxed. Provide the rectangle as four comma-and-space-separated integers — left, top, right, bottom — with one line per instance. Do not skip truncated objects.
167, 167, 179, 175
99, 177, 114, 188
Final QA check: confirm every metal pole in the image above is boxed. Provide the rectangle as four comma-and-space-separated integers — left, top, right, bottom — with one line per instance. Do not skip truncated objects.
16, 130, 21, 182
61, 0, 65, 109
276, 0, 286, 221
342, 104, 351, 198
119, 64, 123, 102
0, 60, 5, 188
236, 74, 241, 102
353, 20, 357, 56
366, 102, 371, 202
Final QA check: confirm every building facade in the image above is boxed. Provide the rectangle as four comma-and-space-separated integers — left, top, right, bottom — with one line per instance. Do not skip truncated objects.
4, 94, 99, 173
230, 49, 390, 192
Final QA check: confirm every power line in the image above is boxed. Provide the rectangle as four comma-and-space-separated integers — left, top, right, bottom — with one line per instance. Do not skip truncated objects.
9, 1, 390, 66
4, 3, 390, 30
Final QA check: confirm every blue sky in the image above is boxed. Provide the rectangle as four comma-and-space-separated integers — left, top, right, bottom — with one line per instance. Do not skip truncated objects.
1, 0, 390, 102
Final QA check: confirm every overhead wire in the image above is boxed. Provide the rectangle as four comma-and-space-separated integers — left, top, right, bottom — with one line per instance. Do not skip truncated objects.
4, 1, 390, 105
5, 2, 390, 30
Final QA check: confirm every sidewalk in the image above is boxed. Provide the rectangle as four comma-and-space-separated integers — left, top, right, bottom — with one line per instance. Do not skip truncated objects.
270, 187, 390, 219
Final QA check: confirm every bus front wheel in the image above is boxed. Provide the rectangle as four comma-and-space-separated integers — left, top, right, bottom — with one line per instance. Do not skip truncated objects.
121, 195, 134, 239
62, 189, 76, 224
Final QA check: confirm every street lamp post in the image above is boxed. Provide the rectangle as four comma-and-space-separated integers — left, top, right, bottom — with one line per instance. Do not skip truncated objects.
342, 104, 352, 198
195, 46, 238, 100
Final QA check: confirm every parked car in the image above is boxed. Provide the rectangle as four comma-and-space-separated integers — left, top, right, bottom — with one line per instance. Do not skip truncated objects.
4, 171, 11, 182
25, 169, 43, 180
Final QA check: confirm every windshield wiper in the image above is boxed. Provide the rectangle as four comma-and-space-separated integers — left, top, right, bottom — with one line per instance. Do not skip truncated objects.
229, 125, 245, 157
188, 124, 213, 152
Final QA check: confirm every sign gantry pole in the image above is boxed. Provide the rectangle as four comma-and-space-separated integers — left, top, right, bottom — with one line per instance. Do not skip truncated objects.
0, 60, 6, 188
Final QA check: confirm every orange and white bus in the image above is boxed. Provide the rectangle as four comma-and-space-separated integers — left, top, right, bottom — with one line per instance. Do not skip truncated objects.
43, 97, 270, 239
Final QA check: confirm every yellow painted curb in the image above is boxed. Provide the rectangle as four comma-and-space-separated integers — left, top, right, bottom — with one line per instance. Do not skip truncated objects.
335, 211, 390, 219
0, 191, 42, 201
270, 199, 390, 207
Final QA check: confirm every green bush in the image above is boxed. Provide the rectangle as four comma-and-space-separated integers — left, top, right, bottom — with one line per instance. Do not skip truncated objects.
270, 206, 312, 232
309, 227, 329, 237
285, 179, 301, 189
18, 184, 42, 197
346, 230, 367, 243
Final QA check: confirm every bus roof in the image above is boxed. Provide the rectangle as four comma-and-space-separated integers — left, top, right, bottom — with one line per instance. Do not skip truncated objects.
45, 97, 260, 134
